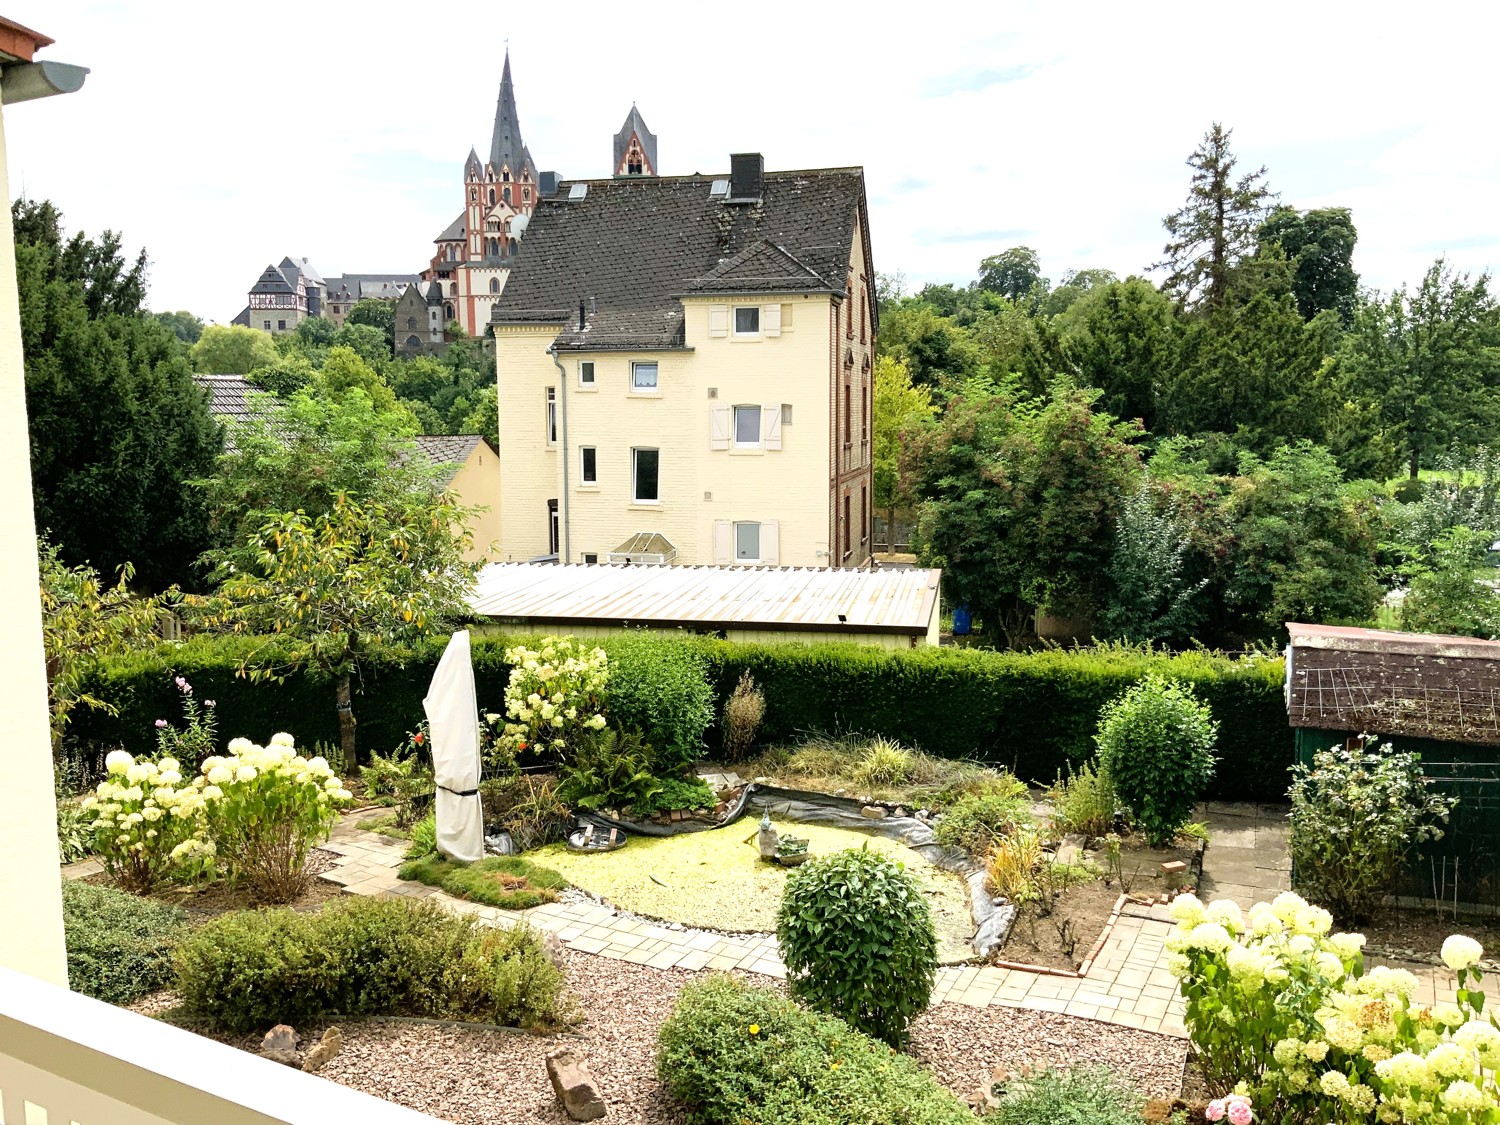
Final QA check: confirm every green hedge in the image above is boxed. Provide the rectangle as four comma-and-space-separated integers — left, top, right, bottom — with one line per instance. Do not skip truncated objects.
71, 632, 1292, 800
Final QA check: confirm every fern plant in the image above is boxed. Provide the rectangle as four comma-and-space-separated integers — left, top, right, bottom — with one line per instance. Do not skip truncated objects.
555, 728, 662, 812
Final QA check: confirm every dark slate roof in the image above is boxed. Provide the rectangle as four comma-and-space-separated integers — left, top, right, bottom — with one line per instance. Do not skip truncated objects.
613, 105, 658, 174
230, 306, 250, 327
412, 434, 487, 484
492, 167, 866, 350
192, 374, 276, 453
324, 273, 421, 303
249, 262, 297, 296
435, 212, 465, 242
489, 51, 535, 181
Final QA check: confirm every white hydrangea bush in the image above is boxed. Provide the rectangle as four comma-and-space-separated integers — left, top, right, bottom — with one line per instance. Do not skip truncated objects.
83, 750, 215, 893
200, 733, 351, 903
1170, 890, 1500, 1124
496, 638, 609, 761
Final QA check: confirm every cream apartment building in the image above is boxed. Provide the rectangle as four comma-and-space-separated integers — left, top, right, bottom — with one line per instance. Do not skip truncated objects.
492, 154, 876, 568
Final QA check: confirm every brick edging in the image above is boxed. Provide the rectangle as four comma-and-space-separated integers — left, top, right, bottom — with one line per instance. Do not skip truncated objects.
988, 894, 1128, 979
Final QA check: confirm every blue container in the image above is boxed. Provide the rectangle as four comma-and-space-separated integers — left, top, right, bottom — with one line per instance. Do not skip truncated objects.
951, 604, 972, 635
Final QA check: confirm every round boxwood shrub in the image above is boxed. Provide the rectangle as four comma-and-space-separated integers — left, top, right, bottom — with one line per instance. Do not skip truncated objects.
775, 846, 937, 1047
62, 879, 189, 1004
656, 975, 972, 1125
1095, 674, 1217, 846
603, 631, 714, 775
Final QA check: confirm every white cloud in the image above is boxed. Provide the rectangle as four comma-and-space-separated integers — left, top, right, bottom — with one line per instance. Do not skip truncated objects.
9, 0, 1498, 317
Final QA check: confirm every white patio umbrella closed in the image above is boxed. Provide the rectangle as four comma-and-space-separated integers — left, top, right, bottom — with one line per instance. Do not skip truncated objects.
423, 629, 484, 862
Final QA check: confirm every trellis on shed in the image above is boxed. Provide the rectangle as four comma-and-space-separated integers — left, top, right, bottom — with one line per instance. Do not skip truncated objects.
1287, 623, 1500, 912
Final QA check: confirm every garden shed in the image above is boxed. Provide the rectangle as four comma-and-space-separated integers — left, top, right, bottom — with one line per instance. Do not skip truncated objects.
467, 563, 942, 649
1286, 622, 1500, 910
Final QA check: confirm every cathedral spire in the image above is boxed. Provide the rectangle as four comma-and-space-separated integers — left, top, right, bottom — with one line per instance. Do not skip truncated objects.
489, 50, 530, 176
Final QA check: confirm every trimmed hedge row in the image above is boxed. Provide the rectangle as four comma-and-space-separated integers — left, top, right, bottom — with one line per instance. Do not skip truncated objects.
70, 632, 1293, 799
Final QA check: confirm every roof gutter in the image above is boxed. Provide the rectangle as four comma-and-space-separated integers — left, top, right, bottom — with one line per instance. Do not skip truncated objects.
1, 59, 88, 105
547, 341, 571, 563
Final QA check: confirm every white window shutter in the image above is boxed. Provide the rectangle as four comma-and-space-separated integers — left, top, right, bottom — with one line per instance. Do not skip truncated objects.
762, 303, 782, 337
761, 521, 780, 566
714, 520, 733, 565
761, 405, 782, 450
708, 305, 728, 337
709, 405, 731, 450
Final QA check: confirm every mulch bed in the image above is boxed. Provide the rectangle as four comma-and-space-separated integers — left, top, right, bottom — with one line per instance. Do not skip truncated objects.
90, 848, 345, 920
996, 836, 1202, 973
1361, 905, 1500, 965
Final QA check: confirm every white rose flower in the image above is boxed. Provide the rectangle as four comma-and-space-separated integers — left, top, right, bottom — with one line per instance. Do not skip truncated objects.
1442, 935, 1484, 971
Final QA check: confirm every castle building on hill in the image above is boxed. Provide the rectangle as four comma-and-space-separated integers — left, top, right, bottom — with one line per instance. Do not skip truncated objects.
424, 52, 559, 338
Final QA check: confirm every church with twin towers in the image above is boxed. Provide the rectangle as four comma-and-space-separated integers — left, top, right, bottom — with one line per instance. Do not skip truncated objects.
424, 51, 658, 338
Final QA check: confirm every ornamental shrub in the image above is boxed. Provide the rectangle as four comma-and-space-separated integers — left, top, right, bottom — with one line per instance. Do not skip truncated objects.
1288, 738, 1455, 924
174, 896, 570, 1033
604, 630, 715, 774
199, 734, 350, 903
62, 879, 188, 1004
555, 727, 662, 813
656, 975, 972, 1125
1049, 760, 1118, 840
988, 1066, 1142, 1125
776, 847, 937, 1047
720, 670, 765, 761
1169, 890, 1500, 1125
496, 637, 609, 761
82, 750, 216, 893
932, 776, 1032, 854
629, 775, 717, 818
1095, 675, 1217, 846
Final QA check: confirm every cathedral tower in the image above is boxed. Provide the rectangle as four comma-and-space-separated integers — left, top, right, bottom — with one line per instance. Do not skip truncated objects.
613, 105, 658, 177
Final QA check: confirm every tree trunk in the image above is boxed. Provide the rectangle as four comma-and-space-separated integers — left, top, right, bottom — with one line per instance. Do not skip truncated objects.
1409, 448, 1421, 481
336, 671, 358, 767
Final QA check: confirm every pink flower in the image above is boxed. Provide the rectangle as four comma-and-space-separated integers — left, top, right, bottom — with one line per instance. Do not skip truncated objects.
1205, 1100, 1226, 1123
204, 700, 216, 709
154, 719, 169, 729
1226, 1095, 1253, 1125
175, 676, 192, 694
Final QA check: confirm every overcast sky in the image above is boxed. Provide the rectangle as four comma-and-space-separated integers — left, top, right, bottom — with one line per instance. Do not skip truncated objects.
10, 1, 1498, 321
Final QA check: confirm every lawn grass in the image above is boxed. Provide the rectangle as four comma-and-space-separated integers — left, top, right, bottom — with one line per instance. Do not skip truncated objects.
398, 855, 569, 910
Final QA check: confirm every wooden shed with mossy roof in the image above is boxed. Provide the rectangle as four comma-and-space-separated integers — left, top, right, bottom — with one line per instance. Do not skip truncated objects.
1286, 622, 1500, 911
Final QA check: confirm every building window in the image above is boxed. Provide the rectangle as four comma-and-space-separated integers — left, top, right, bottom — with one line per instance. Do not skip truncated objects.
407, 316, 418, 330
580, 445, 597, 484
503, 186, 511, 204
523, 187, 531, 201
860, 288, 868, 344
844, 385, 852, 443
734, 306, 760, 335
862, 382, 869, 442
843, 495, 852, 556
488, 187, 496, 205
632, 447, 660, 503
583, 552, 598, 565
444, 303, 454, 318
405, 334, 422, 349
489, 277, 500, 293
548, 499, 559, 555
733, 404, 761, 447
262, 320, 271, 330
846, 282, 854, 337
449, 282, 458, 296
546, 387, 558, 446
632, 362, 658, 391
579, 361, 595, 387
277, 319, 286, 331
734, 521, 760, 562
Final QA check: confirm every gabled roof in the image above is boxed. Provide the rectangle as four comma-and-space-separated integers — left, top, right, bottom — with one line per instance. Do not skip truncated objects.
434, 212, 466, 242
493, 167, 866, 350
323, 273, 421, 302
613, 105, 658, 174
489, 51, 534, 180
411, 434, 488, 484
249, 263, 297, 296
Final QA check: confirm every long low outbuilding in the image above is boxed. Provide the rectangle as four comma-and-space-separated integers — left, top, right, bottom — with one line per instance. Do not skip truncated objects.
467, 563, 942, 648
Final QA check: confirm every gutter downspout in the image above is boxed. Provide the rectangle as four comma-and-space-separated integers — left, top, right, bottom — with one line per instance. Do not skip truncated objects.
548, 342, 570, 563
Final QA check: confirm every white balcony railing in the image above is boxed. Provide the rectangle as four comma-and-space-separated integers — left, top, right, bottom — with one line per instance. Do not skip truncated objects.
0, 965, 452, 1125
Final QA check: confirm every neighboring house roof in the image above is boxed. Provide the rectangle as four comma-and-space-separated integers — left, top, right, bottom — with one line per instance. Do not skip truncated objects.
410, 434, 488, 485
1286, 622, 1500, 746
468, 563, 941, 637
324, 273, 421, 303
613, 105, 658, 174
230, 307, 250, 327
435, 213, 466, 242
492, 166, 866, 351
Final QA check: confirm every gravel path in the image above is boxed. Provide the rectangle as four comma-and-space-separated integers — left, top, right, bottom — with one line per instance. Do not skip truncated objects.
299, 954, 1187, 1122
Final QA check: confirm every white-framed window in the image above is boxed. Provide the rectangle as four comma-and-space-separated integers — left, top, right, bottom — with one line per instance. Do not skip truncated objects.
582, 552, 598, 565
580, 445, 597, 484
734, 306, 760, 336
262, 320, 271, 330
579, 360, 596, 388
733, 404, 761, 447
734, 521, 760, 561
632, 447, 660, 503
632, 361, 658, 391
545, 387, 558, 446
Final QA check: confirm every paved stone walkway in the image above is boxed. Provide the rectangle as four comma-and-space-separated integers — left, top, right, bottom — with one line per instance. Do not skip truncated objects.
1196, 801, 1292, 908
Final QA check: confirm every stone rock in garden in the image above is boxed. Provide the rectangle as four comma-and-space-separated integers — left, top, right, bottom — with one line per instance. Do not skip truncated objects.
301, 1026, 342, 1073
860, 806, 887, 819
916, 808, 929, 820
991, 1065, 1010, 1085
259, 1024, 300, 1068
1055, 843, 1082, 867
541, 930, 568, 968
547, 1046, 607, 1121
756, 812, 780, 859
893, 807, 907, 819
1060, 832, 1087, 850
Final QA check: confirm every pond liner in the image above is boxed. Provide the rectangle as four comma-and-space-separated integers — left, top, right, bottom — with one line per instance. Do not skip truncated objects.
576, 782, 1015, 957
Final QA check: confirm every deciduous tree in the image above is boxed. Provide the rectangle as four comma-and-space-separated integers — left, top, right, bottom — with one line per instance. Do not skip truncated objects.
1257, 206, 1360, 324
189, 324, 279, 374
872, 357, 934, 544
977, 246, 1046, 306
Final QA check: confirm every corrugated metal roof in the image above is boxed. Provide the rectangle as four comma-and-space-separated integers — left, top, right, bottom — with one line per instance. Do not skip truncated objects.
469, 563, 941, 636
1288, 622, 1500, 661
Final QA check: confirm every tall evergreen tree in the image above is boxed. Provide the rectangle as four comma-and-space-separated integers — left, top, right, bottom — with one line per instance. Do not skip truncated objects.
16, 201, 221, 591
1155, 123, 1275, 312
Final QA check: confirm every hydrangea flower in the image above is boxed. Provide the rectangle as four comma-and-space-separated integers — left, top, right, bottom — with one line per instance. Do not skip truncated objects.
1441, 935, 1484, 971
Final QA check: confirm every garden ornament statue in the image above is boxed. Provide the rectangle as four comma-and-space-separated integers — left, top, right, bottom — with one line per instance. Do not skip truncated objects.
756, 811, 780, 860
